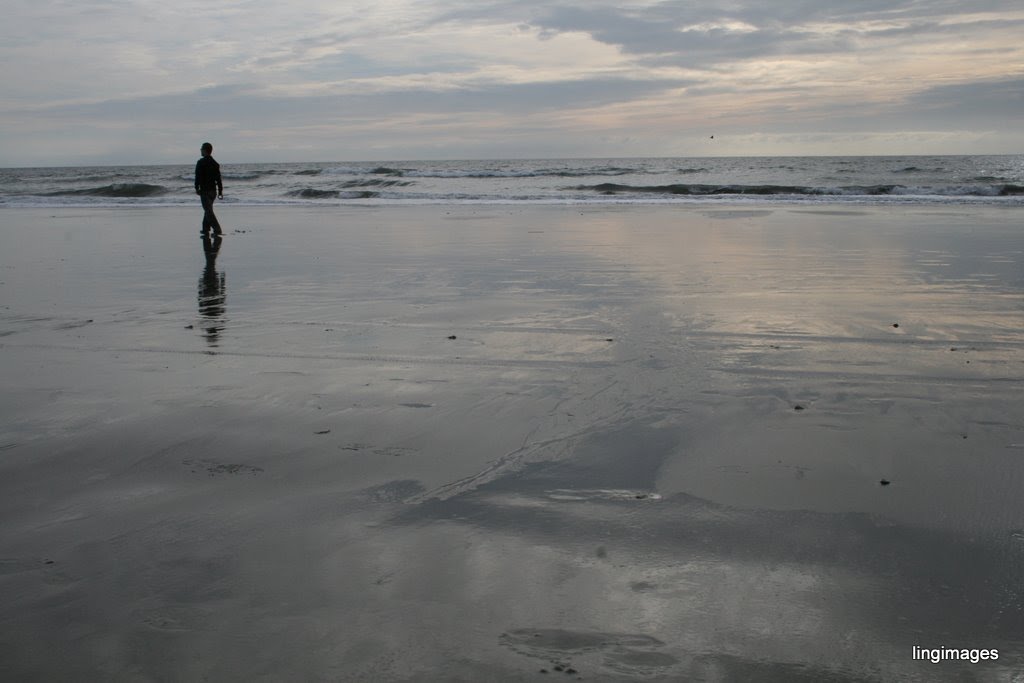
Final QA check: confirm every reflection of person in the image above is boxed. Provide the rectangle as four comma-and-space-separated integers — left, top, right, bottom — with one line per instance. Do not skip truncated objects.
198, 235, 226, 346
195, 142, 224, 237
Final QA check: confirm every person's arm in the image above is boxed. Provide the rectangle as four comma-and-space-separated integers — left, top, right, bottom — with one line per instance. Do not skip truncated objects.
215, 162, 223, 197
195, 160, 202, 194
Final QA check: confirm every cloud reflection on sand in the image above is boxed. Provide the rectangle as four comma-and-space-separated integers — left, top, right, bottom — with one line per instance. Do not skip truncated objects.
1, 205, 1022, 680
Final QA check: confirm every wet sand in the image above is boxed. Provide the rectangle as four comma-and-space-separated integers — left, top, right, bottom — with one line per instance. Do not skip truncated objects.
1, 204, 1023, 681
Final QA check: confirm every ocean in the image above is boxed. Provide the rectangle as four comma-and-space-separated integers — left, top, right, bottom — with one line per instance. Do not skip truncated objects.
1, 155, 1022, 207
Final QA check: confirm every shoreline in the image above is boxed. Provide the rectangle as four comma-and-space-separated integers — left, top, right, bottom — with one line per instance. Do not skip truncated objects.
4, 193, 1024, 209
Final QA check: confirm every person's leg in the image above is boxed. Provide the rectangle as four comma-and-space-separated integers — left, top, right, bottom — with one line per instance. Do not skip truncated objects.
200, 193, 212, 235
201, 192, 221, 235
208, 193, 222, 235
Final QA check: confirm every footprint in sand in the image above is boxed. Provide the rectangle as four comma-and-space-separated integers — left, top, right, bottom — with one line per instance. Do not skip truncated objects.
182, 459, 264, 477
500, 628, 679, 676
0, 558, 53, 575
54, 319, 94, 330
0, 558, 74, 586
138, 605, 214, 632
364, 479, 425, 503
339, 444, 417, 458
545, 489, 662, 502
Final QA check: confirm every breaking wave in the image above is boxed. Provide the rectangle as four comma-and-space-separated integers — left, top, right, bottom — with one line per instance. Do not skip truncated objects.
338, 179, 413, 188
45, 183, 169, 198
286, 188, 337, 199
285, 188, 379, 199
222, 171, 265, 180
893, 166, 947, 173
402, 166, 645, 179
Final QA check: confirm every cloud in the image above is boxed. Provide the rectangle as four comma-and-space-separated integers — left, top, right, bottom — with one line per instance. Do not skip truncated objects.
25, 76, 692, 124
1, 0, 1022, 164
522, 1, 1024, 69
904, 78, 1024, 122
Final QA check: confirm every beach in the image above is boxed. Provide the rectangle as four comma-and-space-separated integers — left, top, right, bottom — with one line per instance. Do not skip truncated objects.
2, 203, 1023, 681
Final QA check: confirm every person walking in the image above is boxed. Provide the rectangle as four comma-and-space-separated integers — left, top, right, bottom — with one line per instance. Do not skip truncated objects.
195, 142, 224, 237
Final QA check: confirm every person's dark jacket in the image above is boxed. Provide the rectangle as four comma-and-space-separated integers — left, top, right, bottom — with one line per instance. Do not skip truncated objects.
195, 156, 223, 195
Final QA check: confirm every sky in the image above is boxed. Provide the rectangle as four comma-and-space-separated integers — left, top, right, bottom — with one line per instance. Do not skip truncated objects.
1, 0, 1022, 166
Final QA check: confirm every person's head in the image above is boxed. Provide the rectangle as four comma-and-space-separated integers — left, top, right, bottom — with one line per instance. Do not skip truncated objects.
201, 142, 213, 157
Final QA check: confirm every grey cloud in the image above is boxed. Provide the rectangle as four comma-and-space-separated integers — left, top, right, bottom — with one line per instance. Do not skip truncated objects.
506, 1, 1023, 68
702, 77, 1024, 136
904, 78, 1024, 122
811, 77, 1024, 133
33, 77, 695, 127
520, 5, 850, 67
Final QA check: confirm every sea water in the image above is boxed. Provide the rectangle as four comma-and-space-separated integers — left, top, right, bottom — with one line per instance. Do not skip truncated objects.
1, 155, 1022, 207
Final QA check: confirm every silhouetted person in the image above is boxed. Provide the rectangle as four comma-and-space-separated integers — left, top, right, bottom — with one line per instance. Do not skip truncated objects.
199, 235, 226, 346
195, 142, 223, 237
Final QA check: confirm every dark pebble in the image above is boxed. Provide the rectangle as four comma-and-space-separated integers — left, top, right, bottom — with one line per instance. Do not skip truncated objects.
605, 338, 614, 342
892, 323, 899, 328
185, 325, 194, 329
635, 493, 647, 499
566, 669, 578, 675
44, 560, 54, 565
794, 405, 805, 411
554, 665, 565, 672
315, 430, 331, 435
880, 479, 891, 486
448, 335, 457, 340
540, 670, 548, 675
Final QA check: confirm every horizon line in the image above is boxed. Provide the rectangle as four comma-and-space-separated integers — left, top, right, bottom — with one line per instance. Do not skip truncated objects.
4, 152, 1024, 170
